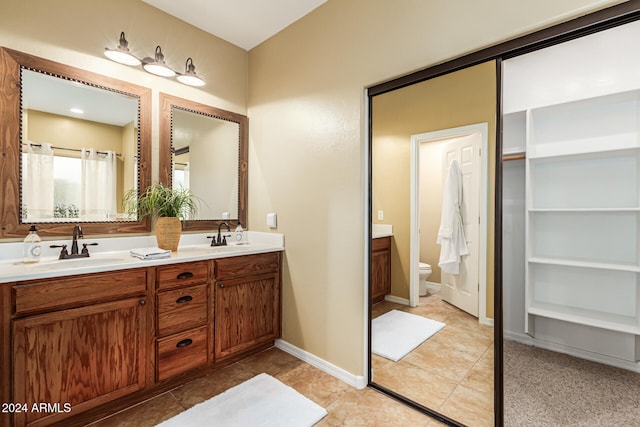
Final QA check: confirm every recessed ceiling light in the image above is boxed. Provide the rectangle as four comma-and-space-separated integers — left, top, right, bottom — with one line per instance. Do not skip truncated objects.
70, 108, 84, 114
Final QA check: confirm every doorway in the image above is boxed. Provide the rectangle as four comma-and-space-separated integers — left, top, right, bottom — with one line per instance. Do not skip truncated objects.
410, 123, 489, 323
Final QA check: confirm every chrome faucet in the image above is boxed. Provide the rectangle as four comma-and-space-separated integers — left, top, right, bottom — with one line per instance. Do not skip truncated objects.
50, 224, 98, 259
209, 222, 231, 246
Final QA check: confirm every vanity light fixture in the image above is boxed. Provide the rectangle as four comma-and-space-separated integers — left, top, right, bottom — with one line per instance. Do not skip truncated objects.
104, 32, 141, 66
176, 58, 205, 87
104, 32, 205, 86
142, 46, 176, 77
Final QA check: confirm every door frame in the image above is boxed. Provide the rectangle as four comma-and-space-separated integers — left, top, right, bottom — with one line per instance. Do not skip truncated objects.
410, 123, 489, 323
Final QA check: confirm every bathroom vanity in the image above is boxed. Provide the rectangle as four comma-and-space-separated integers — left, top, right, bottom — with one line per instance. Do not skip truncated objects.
0, 234, 283, 427
371, 236, 391, 304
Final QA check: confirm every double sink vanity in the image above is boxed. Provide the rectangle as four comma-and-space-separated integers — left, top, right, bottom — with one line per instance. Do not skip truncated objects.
0, 232, 284, 427
0, 44, 263, 427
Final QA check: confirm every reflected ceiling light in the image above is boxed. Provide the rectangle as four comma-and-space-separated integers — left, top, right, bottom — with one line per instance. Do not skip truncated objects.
104, 32, 141, 66
176, 58, 205, 87
142, 46, 176, 77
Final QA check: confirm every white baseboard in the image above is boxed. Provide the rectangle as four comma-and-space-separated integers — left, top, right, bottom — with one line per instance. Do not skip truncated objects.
275, 339, 367, 389
504, 331, 640, 373
480, 317, 494, 327
384, 295, 410, 305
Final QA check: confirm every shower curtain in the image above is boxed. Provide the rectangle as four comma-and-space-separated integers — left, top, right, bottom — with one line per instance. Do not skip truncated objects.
81, 148, 116, 220
22, 142, 55, 220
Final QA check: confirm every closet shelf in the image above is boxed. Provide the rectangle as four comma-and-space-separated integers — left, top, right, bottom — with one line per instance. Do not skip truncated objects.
524, 88, 640, 337
528, 257, 640, 272
528, 304, 640, 335
528, 208, 640, 213
527, 144, 640, 161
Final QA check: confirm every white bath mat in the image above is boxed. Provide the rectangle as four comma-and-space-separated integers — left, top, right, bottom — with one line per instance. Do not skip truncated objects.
372, 309, 445, 362
156, 373, 327, 427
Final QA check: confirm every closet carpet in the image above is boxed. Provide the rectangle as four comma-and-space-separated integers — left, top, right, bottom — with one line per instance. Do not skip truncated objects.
504, 340, 640, 426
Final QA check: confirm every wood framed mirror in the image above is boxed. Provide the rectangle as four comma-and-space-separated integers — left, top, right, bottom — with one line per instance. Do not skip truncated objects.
0, 47, 152, 238
159, 93, 248, 231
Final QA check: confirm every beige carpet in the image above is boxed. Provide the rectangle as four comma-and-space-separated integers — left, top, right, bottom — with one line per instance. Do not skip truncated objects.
504, 340, 640, 426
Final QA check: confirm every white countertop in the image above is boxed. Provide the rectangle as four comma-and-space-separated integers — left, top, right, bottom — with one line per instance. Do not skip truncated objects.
372, 224, 393, 239
0, 231, 284, 283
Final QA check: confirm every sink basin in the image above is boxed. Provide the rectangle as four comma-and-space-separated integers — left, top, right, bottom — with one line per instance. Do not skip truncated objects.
31, 257, 127, 271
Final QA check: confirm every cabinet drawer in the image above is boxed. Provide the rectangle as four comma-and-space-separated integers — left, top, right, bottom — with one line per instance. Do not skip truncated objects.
157, 261, 209, 290
215, 252, 280, 279
12, 269, 147, 316
157, 284, 208, 337
372, 236, 391, 252
156, 326, 208, 381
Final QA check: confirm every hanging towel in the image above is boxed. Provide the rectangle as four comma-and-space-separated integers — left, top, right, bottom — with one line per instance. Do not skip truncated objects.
437, 159, 469, 274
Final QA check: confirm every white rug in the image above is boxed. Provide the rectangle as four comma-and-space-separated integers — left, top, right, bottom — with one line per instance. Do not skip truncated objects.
156, 373, 327, 427
372, 309, 445, 362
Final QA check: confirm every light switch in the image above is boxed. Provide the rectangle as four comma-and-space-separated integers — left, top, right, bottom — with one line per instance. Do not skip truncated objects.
266, 212, 277, 228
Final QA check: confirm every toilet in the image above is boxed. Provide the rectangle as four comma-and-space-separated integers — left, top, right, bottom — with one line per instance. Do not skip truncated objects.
419, 262, 432, 296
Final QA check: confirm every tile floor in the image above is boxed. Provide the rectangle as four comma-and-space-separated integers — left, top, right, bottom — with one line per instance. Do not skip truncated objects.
371, 295, 494, 427
92, 295, 491, 427
90, 346, 446, 427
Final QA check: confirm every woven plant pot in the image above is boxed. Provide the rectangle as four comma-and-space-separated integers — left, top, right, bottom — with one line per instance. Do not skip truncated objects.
155, 217, 182, 251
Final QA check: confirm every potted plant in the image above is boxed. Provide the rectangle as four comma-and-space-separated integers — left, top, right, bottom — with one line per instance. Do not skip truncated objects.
123, 183, 198, 251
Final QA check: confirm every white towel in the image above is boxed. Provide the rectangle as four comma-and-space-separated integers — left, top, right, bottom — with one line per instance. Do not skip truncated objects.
437, 159, 469, 274
130, 247, 171, 260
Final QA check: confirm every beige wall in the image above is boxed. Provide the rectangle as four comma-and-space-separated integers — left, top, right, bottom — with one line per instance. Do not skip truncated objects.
372, 61, 497, 317
0, 0, 626, 380
247, 0, 625, 376
420, 139, 447, 284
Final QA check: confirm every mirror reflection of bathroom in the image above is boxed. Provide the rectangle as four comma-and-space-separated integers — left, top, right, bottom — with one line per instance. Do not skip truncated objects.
503, 18, 640, 424
370, 61, 495, 426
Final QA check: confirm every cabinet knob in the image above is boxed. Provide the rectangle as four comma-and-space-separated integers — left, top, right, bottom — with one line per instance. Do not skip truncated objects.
219, 283, 225, 288
139, 300, 146, 306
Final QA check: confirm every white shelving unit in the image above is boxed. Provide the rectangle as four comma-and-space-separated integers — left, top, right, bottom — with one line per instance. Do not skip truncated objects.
524, 89, 640, 336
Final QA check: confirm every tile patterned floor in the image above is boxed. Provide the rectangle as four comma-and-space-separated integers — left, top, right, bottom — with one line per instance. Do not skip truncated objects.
91, 295, 490, 427
89, 347, 446, 427
372, 295, 494, 427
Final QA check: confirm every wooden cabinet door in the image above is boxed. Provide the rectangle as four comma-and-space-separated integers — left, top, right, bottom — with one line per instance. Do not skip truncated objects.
371, 249, 391, 304
12, 297, 147, 427
214, 272, 280, 361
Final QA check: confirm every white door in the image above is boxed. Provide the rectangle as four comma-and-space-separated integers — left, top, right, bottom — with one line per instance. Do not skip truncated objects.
440, 134, 481, 316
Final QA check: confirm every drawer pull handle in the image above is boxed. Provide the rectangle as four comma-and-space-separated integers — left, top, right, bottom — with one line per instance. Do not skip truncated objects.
176, 295, 193, 304
177, 272, 194, 280
176, 339, 193, 348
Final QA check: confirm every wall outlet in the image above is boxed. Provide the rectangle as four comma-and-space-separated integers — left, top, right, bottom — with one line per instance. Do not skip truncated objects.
377, 210, 384, 221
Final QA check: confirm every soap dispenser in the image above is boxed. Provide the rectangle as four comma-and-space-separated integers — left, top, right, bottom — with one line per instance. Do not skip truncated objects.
234, 222, 244, 242
23, 225, 41, 263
